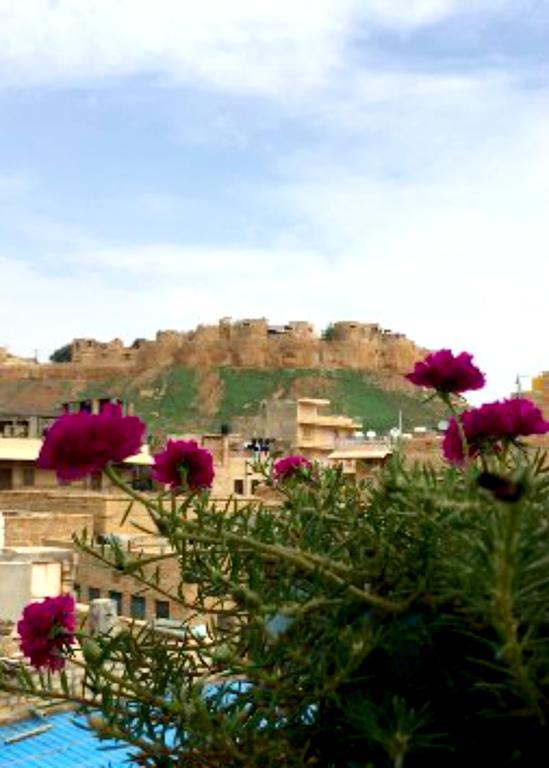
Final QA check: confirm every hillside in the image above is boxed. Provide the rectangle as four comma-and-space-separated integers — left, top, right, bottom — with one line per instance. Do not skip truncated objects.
0, 366, 444, 439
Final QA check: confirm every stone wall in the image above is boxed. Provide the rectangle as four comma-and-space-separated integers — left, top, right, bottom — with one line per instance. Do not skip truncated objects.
1, 511, 94, 546
0, 491, 153, 537
7, 318, 424, 375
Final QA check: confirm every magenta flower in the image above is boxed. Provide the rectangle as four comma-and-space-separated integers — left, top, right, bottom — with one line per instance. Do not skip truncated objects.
405, 349, 485, 394
17, 594, 76, 671
37, 404, 145, 482
443, 397, 549, 465
152, 440, 214, 491
273, 455, 313, 482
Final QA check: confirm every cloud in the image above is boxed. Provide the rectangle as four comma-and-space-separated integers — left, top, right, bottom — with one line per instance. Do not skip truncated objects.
1, 0, 546, 406
0, 0, 520, 94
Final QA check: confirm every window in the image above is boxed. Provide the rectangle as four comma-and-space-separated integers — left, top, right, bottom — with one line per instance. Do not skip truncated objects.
155, 600, 170, 619
233, 479, 244, 495
109, 590, 123, 616
90, 471, 102, 491
131, 467, 153, 491
73, 583, 81, 599
88, 587, 100, 602
0, 468, 13, 490
22, 467, 35, 487
131, 595, 146, 620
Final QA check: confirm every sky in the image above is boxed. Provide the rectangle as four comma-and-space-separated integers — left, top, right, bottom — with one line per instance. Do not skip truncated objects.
1, 0, 548, 402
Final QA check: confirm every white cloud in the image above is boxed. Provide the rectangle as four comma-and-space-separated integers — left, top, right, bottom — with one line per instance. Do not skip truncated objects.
0, 0, 518, 94
0, 0, 545, 407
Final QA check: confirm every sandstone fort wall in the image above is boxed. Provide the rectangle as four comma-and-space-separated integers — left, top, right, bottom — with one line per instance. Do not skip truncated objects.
1, 319, 425, 377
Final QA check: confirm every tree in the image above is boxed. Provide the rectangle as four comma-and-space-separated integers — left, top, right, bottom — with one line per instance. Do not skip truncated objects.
49, 343, 72, 363
321, 323, 336, 341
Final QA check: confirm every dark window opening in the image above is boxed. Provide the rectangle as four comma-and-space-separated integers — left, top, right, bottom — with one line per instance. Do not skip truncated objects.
88, 587, 101, 602
234, 479, 245, 495
0, 468, 13, 490
131, 595, 146, 620
22, 467, 35, 487
155, 600, 170, 619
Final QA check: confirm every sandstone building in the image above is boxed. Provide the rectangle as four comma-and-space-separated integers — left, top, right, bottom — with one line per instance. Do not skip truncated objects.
530, 372, 549, 417
234, 397, 362, 463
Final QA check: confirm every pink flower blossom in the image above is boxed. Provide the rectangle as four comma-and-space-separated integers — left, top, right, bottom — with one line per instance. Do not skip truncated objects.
405, 349, 485, 394
17, 594, 76, 671
37, 404, 145, 481
443, 397, 549, 465
273, 455, 313, 482
152, 440, 214, 491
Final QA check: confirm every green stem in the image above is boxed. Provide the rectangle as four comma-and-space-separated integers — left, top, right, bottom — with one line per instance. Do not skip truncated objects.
0, 679, 97, 710
176, 521, 407, 613
492, 502, 543, 721
104, 464, 162, 518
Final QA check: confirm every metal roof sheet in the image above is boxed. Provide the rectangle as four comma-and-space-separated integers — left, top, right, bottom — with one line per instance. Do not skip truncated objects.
0, 712, 134, 766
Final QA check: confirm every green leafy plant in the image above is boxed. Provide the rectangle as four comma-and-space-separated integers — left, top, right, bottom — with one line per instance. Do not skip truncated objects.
2, 350, 549, 767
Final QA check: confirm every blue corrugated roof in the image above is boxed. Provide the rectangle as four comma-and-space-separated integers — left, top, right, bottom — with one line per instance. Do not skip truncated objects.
0, 712, 135, 767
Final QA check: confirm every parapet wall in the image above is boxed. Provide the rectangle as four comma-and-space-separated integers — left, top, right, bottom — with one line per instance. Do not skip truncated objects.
2, 319, 426, 376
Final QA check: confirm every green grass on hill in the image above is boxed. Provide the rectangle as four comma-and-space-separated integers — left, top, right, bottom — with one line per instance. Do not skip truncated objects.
126, 367, 440, 436
0, 365, 441, 438
329, 370, 439, 432
216, 369, 304, 428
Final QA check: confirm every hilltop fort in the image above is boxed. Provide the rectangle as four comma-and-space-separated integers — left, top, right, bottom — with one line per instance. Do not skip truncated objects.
0, 320, 438, 436
49, 318, 425, 374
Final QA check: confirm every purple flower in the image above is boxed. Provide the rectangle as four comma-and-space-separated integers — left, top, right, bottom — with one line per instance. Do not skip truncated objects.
37, 404, 145, 482
273, 455, 313, 482
152, 440, 214, 491
17, 595, 76, 671
443, 397, 549, 465
405, 349, 485, 394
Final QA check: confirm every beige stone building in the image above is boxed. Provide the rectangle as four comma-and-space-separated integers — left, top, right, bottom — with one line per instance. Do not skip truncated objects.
76, 538, 188, 623
0, 410, 56, 439
530, 372, 549, 417
234, 397, 362, 463
295, 398, 362, 462
328, 444, 393, 479
0, 546, 75, 622
199, 433, 263, 497
0, 437, 153, 492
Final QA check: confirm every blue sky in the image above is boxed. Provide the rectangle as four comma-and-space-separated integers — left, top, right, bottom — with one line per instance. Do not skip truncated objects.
1, 0, 548, 401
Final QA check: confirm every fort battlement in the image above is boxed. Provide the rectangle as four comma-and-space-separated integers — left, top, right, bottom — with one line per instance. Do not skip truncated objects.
1, 319, 426, 376
58, 319, 425, 373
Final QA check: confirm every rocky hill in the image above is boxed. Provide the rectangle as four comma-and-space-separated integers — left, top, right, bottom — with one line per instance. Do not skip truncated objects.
0, 366, 444, 440
0, 319, 443, 438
